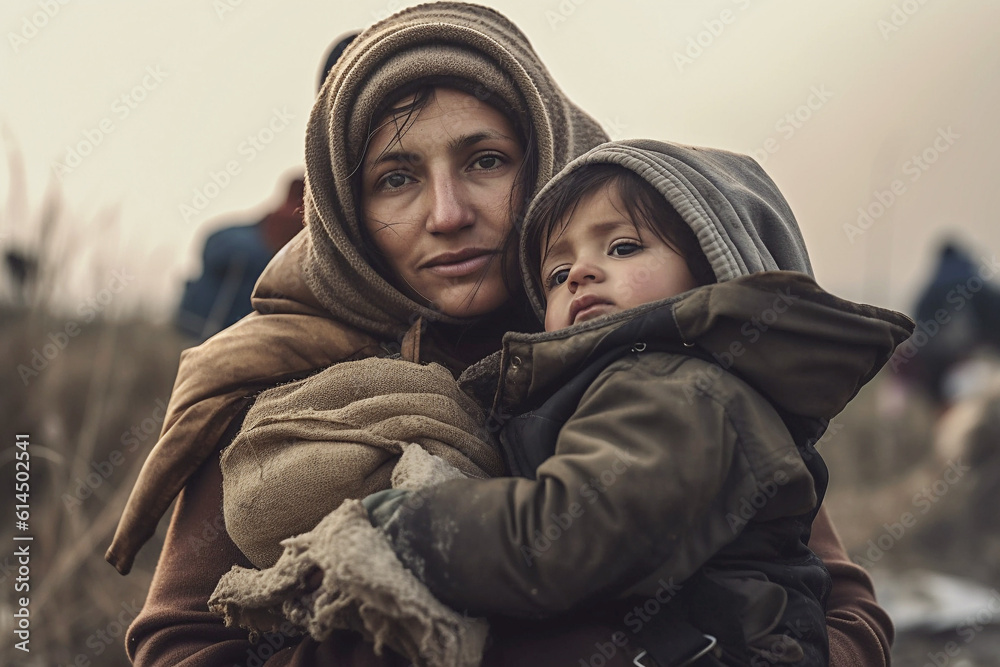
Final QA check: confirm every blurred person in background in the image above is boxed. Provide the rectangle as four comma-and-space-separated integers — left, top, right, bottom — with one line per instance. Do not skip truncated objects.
174, 32, 358, 342
174, 176, 304, 341
896, 240, 1000, 407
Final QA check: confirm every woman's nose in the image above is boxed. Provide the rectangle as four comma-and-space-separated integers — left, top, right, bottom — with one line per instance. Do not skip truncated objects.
425, 174, 475, 235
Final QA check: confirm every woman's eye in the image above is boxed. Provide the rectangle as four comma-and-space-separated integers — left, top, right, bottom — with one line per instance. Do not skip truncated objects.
382, 173, 410, 189
611, 242, 642, 257
375, 172, 413, 191
474, 155, 502, 170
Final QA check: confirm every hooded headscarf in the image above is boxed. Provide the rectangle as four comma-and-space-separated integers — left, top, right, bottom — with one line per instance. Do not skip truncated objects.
106, 1, 607, 575
302, 1, 607, 337
519, 139, 817, 316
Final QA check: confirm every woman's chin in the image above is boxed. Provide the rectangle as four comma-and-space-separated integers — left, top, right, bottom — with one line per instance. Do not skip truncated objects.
432, 285, 511, 319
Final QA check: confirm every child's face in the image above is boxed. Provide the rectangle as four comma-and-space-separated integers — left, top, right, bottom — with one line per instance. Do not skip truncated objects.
540, 184, 698, 331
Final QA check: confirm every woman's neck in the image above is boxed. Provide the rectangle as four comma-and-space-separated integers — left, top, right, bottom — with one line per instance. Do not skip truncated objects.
427, 298, 541, 369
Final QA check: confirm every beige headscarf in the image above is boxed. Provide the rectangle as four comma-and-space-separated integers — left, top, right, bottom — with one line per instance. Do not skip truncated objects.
106, 1, 607, 575
302, 1, 608, 336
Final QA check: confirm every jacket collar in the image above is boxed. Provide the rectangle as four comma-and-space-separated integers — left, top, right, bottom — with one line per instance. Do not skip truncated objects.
471, 272, 914, 421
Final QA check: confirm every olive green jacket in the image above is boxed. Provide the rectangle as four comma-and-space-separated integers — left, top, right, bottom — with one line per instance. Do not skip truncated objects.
375, 271, 913, 618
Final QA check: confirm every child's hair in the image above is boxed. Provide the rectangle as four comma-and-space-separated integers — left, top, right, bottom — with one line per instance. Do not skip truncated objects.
525, 164, 717, 294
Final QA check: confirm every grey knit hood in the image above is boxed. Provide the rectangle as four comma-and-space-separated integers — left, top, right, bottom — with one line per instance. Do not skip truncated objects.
302, 1, 608, 337
519, 139, 814, 317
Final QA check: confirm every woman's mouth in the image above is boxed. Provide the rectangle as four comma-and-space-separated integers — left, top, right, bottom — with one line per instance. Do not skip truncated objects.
422, 249, 497, 278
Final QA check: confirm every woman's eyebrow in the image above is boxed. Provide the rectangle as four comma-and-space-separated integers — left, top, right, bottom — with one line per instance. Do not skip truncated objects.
368, 150, 420, 170
448, 130, 515, 152
367, 130, 513, 171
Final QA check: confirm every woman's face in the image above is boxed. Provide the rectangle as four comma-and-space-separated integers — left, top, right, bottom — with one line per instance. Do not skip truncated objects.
360, 88, 525, 318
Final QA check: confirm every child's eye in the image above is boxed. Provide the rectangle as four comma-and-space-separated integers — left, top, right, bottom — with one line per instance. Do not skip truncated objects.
610, 241, 642, 257
547, 268, 569, 289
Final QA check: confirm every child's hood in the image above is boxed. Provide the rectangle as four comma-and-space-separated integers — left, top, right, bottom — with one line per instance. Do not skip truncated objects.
518, 139, 815, 319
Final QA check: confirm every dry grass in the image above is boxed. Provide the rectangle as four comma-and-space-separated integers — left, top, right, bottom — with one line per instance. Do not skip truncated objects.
1, 308, 187, 665
1, 133, 195, 664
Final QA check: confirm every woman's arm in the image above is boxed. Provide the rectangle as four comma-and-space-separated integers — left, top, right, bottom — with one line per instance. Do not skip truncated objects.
126, 418, 408, 666
126, 420, 640, 666
809, 506, 894, 667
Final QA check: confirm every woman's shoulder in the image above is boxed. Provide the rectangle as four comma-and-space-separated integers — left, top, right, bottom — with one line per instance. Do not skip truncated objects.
107, 310, 385, 575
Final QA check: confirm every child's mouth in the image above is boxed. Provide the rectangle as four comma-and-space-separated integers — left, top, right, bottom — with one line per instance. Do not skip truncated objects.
571, 295, 614, 324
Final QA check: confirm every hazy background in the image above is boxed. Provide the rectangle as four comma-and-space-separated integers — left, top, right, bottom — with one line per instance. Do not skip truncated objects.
2, 0, 997, 317
3, 2, 1000, 664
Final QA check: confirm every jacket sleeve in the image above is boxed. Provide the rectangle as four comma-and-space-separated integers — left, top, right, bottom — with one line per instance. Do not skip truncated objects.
809, 506, 894, 667
126, 421, 641, 666
377, 356, 814, 617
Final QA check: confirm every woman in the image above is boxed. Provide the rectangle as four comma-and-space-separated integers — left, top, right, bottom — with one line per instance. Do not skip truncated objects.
108, 4, 892, 665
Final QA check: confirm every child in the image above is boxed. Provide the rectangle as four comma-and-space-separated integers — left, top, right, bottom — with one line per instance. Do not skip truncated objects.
361, 139, 914, 666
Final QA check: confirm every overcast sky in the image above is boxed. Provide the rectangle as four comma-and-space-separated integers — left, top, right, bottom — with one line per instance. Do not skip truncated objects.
2, 0, 997, 319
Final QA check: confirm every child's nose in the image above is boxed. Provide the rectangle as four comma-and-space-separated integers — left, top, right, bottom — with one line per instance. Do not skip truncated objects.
568, 261, 603, 291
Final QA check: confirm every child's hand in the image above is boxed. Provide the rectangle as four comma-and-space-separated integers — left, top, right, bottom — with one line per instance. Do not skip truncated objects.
361, 488, 411, 528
